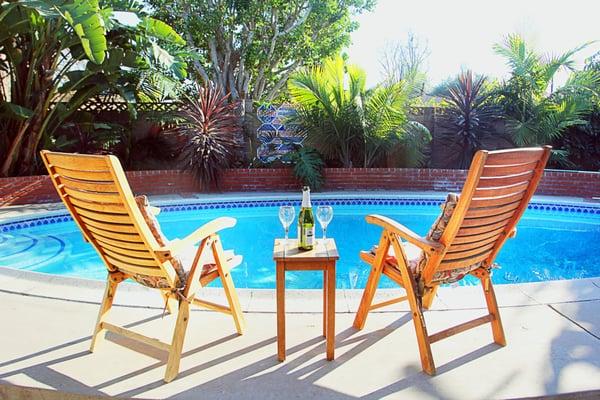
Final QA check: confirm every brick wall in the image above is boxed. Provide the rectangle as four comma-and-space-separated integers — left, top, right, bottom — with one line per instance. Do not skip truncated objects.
218, 168, 600, 198
1, 168, 598, 207
0, 170, 199, 206
219, 168, 300, 191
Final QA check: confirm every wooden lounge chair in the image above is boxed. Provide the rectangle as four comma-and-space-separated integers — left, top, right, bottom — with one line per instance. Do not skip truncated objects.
353, 146, 551, 375
40, 150, 246, 382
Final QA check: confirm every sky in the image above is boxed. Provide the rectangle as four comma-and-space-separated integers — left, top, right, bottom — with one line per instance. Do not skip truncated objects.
346, 0, 600, 88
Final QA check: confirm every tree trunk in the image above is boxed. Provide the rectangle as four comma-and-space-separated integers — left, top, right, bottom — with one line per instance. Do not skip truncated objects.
0, 120, 30, 177
19, 110, 46, 175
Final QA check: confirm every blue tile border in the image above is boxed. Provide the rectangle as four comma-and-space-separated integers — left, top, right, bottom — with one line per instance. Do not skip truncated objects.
2, 197, 599, 232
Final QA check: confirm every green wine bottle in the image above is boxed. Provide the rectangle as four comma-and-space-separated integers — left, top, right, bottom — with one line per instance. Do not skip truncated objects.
297, 186, 315, 250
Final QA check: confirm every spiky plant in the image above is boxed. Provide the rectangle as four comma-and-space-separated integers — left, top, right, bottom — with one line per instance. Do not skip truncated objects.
432, 70, 503, 169
168, 84, 241, 189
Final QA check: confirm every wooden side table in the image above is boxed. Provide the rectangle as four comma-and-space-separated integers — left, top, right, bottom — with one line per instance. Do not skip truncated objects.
273, 238, 339, 361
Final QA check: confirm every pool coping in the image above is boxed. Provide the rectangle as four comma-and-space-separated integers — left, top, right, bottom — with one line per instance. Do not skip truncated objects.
1, 190, 599, 224
1, 265, 598, 314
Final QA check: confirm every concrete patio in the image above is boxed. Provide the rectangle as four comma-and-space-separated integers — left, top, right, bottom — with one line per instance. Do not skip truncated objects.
0, 266, 598, 399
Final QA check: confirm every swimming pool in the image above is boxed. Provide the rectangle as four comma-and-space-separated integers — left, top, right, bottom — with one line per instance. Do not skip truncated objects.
1, 196, 599, 288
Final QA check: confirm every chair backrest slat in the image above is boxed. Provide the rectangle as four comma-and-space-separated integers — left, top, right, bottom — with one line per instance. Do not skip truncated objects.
59, 176, 120, 193
86, 225, 144, 243
481, 161, 540, 177
63, 186, 122, 204
473, 181, 531, 198
96, 239, 153, 258
52, 166, 114, 181
477, 170, 534, 187
93, 235, 149, 251
73, 206, 133, 224
68, 197, 129, 215
451, 226, 506, 245
41, 151, 178, 287
421, 146, 551, 283
438, 252, 491, 271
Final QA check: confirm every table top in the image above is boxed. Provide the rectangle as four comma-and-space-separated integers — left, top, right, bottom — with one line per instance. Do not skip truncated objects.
273, 238, 339, 261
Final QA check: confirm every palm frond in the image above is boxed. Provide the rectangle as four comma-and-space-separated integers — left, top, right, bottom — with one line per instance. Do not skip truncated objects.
543, 41, 593, 84
347, 64, 367, 104
399, 121, 431, 167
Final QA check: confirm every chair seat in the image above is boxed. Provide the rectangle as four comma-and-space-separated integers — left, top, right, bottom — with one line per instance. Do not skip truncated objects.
180, 247, 237, 281
371, 242, 423, 274
132, 246, 239, 289
370, 242, 484, 284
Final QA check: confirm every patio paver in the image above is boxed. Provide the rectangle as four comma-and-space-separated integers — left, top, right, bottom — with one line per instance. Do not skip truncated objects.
0, 281, 598, 399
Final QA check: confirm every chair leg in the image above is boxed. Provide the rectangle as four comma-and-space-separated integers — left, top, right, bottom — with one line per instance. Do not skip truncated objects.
353, 234, 390, 330
481, 274, 506, 346
90, 277, 119, 352
353, 266, 382, 330
161, 290, 177, 315
405, 288, 436, 375
391, 238, 436, 375
164, 300, 191, 383
212, 238, 245, 335
422, 285, 439, 310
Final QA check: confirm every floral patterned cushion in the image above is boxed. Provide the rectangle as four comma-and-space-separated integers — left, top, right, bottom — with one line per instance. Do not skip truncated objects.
372, 193, 487, 285
420, 193, 487, 284
128, 196, 233, 290
131, 196, 188, 289
371, 241, 422, 273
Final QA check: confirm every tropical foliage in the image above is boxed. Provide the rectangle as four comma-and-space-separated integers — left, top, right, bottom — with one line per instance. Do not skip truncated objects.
432, 70, 504, 168
289, 147, 325, 190
147, 0, 375, 103
0, 0, 189, 176
287, 55, 430, 168
394, 121, 432, 167
552, 51, 600, 170
168, 84, 241, 189
493, 34, 600, 163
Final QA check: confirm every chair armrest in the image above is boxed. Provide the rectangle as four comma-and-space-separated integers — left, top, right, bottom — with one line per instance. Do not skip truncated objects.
149, 205, 161, 216
365, 214, 444, 254
155, 217, 236, 260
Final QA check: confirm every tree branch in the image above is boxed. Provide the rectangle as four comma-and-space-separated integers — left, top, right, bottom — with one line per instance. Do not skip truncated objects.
209, 37, 224, 87
179, 0, 210, 83
264, 60, 301, 101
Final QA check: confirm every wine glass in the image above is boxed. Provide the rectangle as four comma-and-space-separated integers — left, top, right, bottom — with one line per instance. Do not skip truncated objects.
278, 205, 295, 250
316, 205, 333, 240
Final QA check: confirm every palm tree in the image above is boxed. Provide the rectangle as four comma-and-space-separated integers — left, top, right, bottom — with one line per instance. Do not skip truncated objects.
287, 55, 430, 168
287, 56, 363, 167
493, 34, 600, 157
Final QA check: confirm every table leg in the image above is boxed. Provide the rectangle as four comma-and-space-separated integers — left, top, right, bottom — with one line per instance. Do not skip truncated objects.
323, 270, 327, 337
326, 262, 335, 360
277, 262, 286, 361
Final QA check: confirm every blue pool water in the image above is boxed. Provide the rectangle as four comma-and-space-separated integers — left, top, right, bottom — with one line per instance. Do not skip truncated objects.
1, 198, 599, 288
